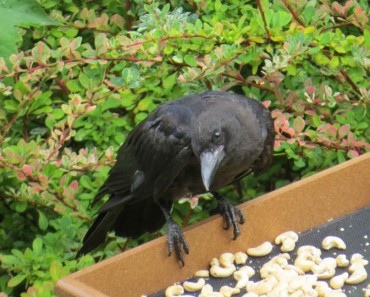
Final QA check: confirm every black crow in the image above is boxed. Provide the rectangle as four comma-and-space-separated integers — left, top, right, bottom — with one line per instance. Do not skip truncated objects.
78, 91, 274, 264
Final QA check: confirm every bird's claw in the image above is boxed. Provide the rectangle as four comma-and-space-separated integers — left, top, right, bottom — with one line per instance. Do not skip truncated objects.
217, 196, 245, 240
167, 218, 189, 265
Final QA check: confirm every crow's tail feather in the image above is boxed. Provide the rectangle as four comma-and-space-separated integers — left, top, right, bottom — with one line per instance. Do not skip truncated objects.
77, 206, 123, 257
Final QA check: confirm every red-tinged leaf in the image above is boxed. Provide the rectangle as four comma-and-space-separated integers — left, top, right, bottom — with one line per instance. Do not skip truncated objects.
287, 138, 296, 144
70, 180, 78, 189
54, 205, 66, 213
305, 110, 315, 116
59, 175, 66, 187
293, 117, 305, 134
319, 124, 336, 137
347, 133, 360, 146
31, 183, 44, 194
271, 109, 283, 118
86, 105, 97, 113
306, 86, 316, 94
18, 172, 26, 180
347, 150, 359, 159
178, 75, 186, 82
262, 101, 271, 108
284, 127, 295, 137
23, 164, 33, 176
63, 180, 79, 200
274, 140, 281, 148
38, 174, 49, 185
297, 139, 306, 146
338, 124, 351, 139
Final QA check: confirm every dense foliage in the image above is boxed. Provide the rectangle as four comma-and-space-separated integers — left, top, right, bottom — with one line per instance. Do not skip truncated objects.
0, 0, 369, 295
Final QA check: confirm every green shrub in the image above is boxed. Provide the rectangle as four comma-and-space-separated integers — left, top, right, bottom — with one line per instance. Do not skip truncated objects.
0, 0, 369, 295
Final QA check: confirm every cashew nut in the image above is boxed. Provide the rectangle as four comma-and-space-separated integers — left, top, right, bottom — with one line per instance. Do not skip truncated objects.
289, 290, 304, 297
312, 257, 337, 279
329, 272, 348, 289
314, 280, 331, 296
233, 269, 249, 289
322, 236, 346, 250
350, 253, 369, 267
246, 276, 278, 295
183, 278, 205, 292
194, 270, 210, 277
285, 264, 304, 275
219, 285, 240, 297
336, 254, 349, 267
234, 252, 248, 265
294, 251, 317, 272
199, 284, 223, 297
365, 284, 370, 297
165, 284, 184, 297
275, 231, 299, 252
295, 245, 322, 273
346, 253, 368, 285
260, 254, 290, 278
346, 266, 367, 284
297, 245, 322, 259
210, 263, 236, 278
288, 274, 317, 294
324, 291, 347, 297
241, 293, 258, 297
219, 252, 235, 267
238, 265, 255, 278
247, 241, 273, 257
210, 257, 220, 266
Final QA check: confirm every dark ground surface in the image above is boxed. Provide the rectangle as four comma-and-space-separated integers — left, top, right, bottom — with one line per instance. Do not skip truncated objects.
150, 204, 370, 296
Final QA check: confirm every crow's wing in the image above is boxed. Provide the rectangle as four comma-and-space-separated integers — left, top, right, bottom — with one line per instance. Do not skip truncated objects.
78, 103, 194, 255
93, 102, 194, 213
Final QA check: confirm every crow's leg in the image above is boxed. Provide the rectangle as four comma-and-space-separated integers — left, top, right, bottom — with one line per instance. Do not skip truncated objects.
158, 201, 189, 265
212, 192, 245, 240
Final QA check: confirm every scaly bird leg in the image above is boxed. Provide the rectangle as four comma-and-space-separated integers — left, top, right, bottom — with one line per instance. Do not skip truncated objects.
158, 202, 189, 265
212, 192, 245, 240
167, 217, 189, 265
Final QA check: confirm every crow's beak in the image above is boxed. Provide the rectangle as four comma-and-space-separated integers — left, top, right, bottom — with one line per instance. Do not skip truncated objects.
200, 146, 225, 192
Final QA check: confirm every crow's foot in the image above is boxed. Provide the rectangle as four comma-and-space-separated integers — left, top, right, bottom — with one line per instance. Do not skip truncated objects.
167, 218, 189, 265
214, 193, 245, 240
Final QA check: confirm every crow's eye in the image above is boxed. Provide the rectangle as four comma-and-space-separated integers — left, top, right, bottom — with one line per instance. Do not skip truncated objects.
213, 130, 224, 143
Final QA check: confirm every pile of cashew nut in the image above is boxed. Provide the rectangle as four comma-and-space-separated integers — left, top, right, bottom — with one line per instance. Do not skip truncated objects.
162, 232, 369, 297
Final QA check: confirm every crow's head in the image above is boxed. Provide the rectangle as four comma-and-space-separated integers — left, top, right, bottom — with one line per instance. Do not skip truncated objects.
191, 104, 263, 192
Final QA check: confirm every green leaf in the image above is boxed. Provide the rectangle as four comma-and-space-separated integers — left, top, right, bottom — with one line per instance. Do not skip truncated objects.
15, 201, 27, 213
122, 67, 140, 85
293, 117, 305, 134
184, 55, 197, 67
0, 255, 19, 265
312, 115, 322, 127
329, 56, 339, 68
8, 273, 27, 288
0, 0, 58, 62
294, 158, 305, 168
364, 29, 370, 50
79, 175, 94, 190
37, 210, 48, 230
4, 99, 19, 113
32, 238, 43, 255
50, 261, 63, 281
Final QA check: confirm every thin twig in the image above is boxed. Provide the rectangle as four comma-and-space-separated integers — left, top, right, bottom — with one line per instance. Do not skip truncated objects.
320, 22, 352, 33
0, 82, 42, 143
281, 0, 306, 27
256, 0, 271, 39
340, 70, 362, 97
221, 73, 275, 94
